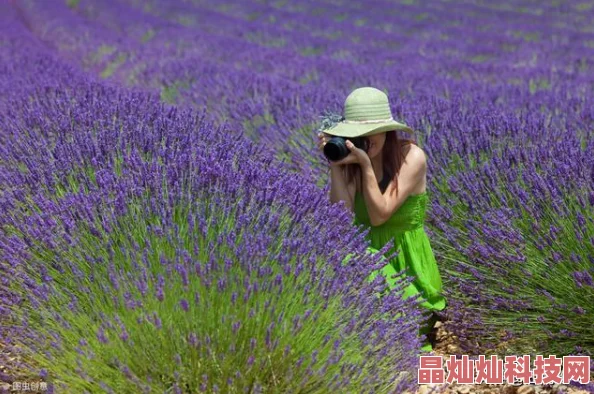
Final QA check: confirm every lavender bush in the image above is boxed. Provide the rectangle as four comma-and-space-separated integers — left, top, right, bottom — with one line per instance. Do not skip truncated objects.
2, 0, 594, 390
0, 53, 425, 391
46, 0, 592, 361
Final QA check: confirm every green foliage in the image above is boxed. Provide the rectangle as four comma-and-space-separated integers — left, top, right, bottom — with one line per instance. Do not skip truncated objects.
66, 0, 80, 9
101, 53, 127, 79
8, 184, 415, 392
141, 29, 155, 43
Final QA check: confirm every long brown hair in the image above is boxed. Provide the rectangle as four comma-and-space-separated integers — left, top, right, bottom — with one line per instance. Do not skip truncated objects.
343, 130, 417, 197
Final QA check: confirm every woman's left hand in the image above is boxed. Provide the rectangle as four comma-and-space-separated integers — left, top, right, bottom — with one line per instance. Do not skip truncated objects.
329, 139, 371, 167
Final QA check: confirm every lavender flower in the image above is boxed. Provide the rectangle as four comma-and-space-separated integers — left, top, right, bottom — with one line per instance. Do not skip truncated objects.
2, 0, 593, 391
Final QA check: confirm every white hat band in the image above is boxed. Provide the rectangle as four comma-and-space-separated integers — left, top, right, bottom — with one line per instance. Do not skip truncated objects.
342, 117, 394, 125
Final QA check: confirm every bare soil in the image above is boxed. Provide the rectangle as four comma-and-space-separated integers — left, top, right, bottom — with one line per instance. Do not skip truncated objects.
410, 319, 592, 394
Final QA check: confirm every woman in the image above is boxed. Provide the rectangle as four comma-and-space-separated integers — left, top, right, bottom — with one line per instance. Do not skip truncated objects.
318, 87, 447, 353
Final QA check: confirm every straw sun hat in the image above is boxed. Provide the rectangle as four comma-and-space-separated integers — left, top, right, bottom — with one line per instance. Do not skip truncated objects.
322, 87, 413, 138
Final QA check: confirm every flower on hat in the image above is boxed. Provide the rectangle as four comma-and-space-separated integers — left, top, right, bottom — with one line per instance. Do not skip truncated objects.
317, 110, 344, 132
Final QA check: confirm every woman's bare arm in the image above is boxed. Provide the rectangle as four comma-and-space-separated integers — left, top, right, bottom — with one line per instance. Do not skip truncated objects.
329, 166, 354, 212
319, 131, 355, 212
361, 146, 426, 226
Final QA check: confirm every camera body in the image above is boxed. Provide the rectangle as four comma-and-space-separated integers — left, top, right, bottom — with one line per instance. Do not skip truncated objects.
323, 136, 369, 162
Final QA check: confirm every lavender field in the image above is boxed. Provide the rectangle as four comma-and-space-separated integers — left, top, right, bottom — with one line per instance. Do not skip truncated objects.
1, 0, 593, 392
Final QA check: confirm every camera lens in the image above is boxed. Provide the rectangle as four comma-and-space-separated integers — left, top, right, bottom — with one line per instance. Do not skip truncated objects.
323, 137, 349, 161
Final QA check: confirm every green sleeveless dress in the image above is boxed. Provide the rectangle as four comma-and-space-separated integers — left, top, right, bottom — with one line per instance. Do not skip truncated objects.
353, 189, 447, 352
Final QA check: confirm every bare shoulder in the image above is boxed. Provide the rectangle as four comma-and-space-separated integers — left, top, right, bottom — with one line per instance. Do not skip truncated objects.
396, 144, 427, 195
403, 143, 427, 168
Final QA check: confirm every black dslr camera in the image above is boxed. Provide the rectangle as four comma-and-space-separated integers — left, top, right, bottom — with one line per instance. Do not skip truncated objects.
323, 136, 369, 162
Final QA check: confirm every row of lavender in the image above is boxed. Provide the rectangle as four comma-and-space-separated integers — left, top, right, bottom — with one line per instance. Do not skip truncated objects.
24, 0, 594, 356
0, 4, 429, 393
1, 0, 593, 389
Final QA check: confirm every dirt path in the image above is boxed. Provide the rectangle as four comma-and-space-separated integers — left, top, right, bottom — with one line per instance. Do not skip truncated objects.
411, 320, 592, 394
